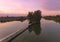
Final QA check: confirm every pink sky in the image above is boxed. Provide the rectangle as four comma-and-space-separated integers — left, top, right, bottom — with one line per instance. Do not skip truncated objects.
0, 0, 60, 16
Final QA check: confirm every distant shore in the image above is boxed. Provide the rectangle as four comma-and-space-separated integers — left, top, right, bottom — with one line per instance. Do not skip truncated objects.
0, 16, 27, 22
43, 15, 60, 23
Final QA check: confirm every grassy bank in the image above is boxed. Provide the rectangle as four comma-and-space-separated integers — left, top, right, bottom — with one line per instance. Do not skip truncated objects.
43, 15, 60, 23
0, 16, 26, 22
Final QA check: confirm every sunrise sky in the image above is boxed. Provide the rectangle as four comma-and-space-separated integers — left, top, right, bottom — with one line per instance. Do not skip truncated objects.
0, 0, 60, 16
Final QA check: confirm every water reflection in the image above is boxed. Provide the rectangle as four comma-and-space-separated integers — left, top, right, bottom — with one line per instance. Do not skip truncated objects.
28, 19, 41, 35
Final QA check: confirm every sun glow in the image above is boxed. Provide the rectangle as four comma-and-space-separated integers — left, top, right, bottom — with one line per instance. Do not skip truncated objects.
0, 0, 60, 16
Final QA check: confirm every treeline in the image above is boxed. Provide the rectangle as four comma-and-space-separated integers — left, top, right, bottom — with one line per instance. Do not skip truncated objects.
27, 10, 42, 23
27, 10, 41, 19
43, 15, 60, 23
0, 16, 26, 22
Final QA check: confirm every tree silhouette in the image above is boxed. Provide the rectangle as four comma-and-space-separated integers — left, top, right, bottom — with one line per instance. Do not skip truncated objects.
27, 10, 42, 23
33, 10, 41, 20
27, 12, 33, 20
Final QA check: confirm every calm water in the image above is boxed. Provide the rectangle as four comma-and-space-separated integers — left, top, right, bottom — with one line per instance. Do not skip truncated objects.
0, 18, 60, 42
0, 20, 29, 42
10, 18, 60, 42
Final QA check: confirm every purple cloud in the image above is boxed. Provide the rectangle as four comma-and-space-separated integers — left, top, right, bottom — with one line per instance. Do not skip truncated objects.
42, 0, 60, 10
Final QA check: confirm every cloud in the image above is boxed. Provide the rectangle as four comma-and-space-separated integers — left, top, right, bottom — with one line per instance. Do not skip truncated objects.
0, 0, 42, 14
0, 0, 60, 15
41, 0, 60, 11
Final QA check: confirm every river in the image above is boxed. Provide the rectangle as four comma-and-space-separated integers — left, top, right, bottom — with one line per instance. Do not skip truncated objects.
0, 20, 29, 42
0, 18, 60, 42
12, 18, 60, 42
